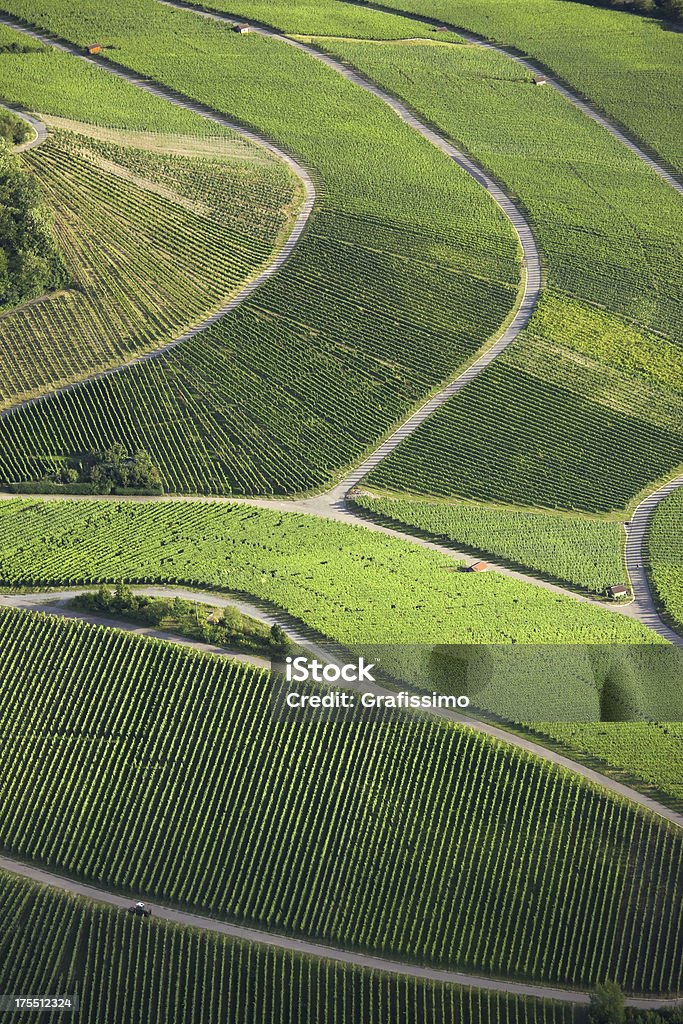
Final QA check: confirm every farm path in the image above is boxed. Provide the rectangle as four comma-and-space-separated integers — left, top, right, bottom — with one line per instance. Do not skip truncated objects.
0, 99, 47, 151
0, 849, 681, 1009
0, 10, 680, 645
338, 0, 683, 194
0, 13, 316, 422
2, 585, 682, 829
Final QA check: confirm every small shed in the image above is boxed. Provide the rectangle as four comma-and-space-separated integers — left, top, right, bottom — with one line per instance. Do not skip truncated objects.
233, 23, 250, 34
607, 584, 629, 599
87, 43, 103, 55
436, 25, 450, 32
533, 74, 548, 85
469, 560, 488, 573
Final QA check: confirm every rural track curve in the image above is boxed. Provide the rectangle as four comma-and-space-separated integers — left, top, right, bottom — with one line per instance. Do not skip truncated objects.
0, 99, 47, 151
0, 13, 316, 421
3, 586, 682, 830
625, 474, 683, 639
0, 852, 681, 1011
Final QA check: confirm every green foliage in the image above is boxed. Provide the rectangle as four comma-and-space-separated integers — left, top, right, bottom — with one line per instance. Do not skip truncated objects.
531, 722, 683, 806
648, 488, 683, 633
0, 108, 31, 145
354, 493, 628, 593
0, 499, 664, 648
0, 871, 581, 1024
0, 141, 66, 309
72, 583, 279, 653
0, 0, 520, 495
589, 982, 625, 1024
0, 125, 300, 409
373, 0, 683, 177
0, 607, 680, 991
565, 0, 682, 22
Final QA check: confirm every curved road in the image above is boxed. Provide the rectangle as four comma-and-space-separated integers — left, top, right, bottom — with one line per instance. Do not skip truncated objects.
0, 14, 315, 422
0, 852, 680, 1011
626, 475, 683, 638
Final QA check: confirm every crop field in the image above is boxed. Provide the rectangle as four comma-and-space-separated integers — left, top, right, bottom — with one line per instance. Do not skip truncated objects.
354, 493, 628, 594
0, 607, 680, 993
531, 722, 683, 808
308, 39, 683, 511
0, 874, 581, 1024
374, 0, 683, 178
0, 0, 520, 495
648, 488, 683, 633
0, 499, 664, 649
1, 125, 301, 407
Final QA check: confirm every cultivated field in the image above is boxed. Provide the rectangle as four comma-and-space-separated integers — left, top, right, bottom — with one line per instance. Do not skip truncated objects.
0, 871, 581, 1024
648, 488, 683, 632
0, 608, 680, 993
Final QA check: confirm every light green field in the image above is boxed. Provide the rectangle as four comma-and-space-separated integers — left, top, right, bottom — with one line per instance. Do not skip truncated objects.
0, 607, 679, 993
0, 871, 580, 1024
313, 38, 683, 512
648, 488, 683, 633
354, 492, 628, 594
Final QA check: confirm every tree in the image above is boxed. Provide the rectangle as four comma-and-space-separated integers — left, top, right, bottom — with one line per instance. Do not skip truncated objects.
589, 982, 625, 1024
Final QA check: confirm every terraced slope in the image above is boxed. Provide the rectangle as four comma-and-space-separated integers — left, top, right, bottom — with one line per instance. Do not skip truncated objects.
1, 124, 302, 407
0, 3, 520, 495
0, 872, 583, 1024
307, 38, 683, 513
0, 608, 680, 993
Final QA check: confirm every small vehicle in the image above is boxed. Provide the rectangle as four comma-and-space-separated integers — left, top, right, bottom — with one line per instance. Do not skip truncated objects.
128, 901, 152, 918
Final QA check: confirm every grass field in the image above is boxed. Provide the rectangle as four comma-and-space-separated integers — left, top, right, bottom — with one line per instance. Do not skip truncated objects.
0, 607, 680, 993
0, 872, 583, 1024
307, 38, 683, 512
0, 3, 520, 495
648, 488, 683, 633
353, 493, 628, 594
1, 124, 301, 407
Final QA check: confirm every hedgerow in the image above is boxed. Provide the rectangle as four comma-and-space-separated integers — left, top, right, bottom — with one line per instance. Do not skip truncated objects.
0, 872, 582, 1024
0, 608, 680, 992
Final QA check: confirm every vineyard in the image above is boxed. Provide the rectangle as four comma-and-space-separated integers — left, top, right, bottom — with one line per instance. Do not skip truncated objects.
0, 499, 664, 649
373, 0, 683, 178
531, 722, 683, 809
0, 607, 680, 993
309, 38, 683, 511
0, 873, 583, 1024
648, 488, 683, 633
0, 0, 521, 495
1, 125, 301, 407
353, 493, 627, 594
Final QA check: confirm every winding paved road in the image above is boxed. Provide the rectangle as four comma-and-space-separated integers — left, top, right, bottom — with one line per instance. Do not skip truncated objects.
625, 475, 683, 639
0, 851, 681, 1011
